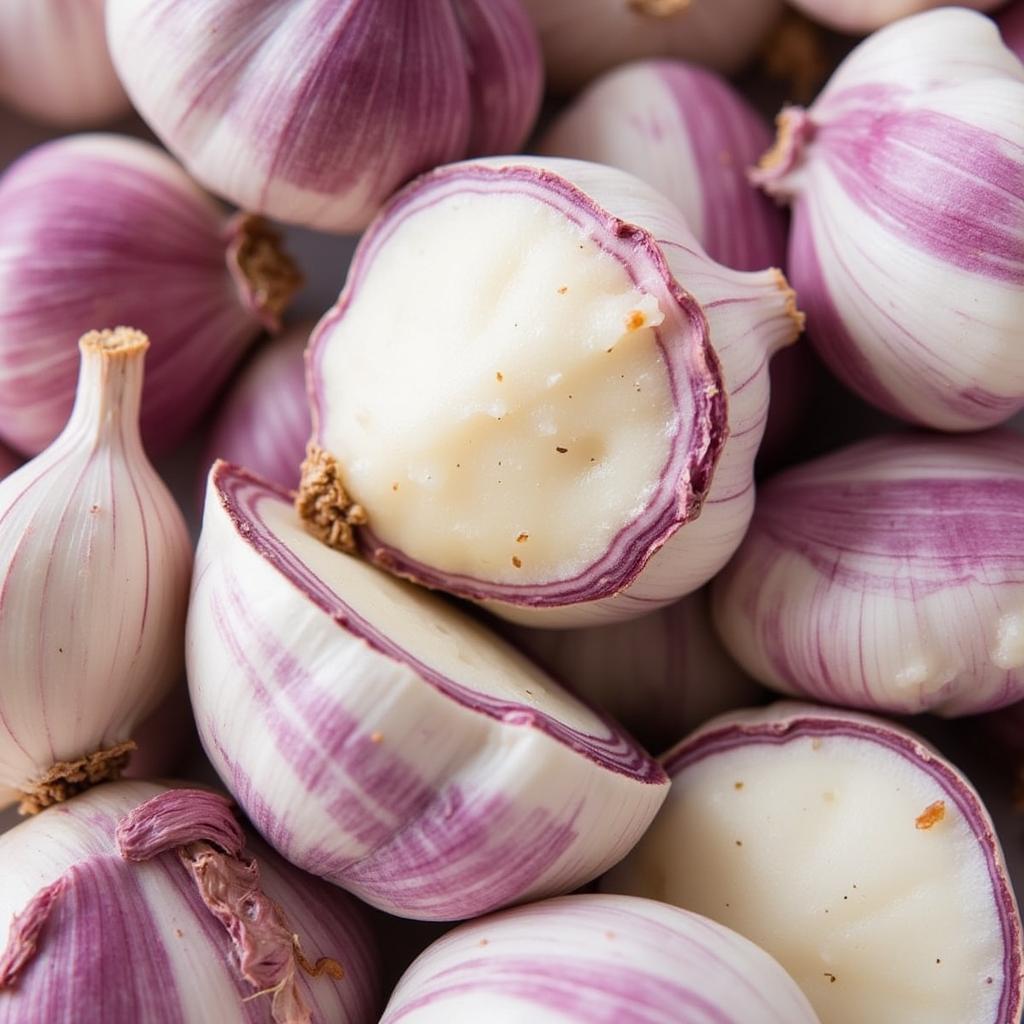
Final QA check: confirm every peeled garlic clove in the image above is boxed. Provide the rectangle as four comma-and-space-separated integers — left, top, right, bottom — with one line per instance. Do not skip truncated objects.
754, 9, 1024, 431
0, 0, 130, 127
0, 328, 192, 814
382, 893, 820, 1023
0, 783, 380, 1022
712, 431, 1024, 716
788, 0, 1002, 34
1001, 2, 1024, 60
505, 590, 763, 753
540, 60, 786, 273
305, 156, 802, 627
106, 0, 543, 234
0, 133, 302, 457
202, 322, 312, 493
603, 703, 1024, 1024
187, 462, 668, 921
521, 0, 783, 94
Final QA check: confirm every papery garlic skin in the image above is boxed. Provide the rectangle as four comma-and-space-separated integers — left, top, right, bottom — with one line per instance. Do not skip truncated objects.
382, 894, 820, 1023
505, 590, 763, 753
602, 703, 1024, 1024
0, 330, 191, 813
0, 134, 301, 457
0, 782, 380, 1023
202, 322, 312, 492
520, 0, 783, 94
539, 61, 786, 273
788, 0, 1001, 34
712, 432, 1024, 717
1001, 1, 1024, 61
0, 0, 130, 127
308, 156, 802, 627
187, 463, 668, 920
106, 0, 543, 234
755, 9, 1024, 431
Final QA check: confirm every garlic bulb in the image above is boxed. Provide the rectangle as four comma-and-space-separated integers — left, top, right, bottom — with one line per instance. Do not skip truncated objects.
0, 0, 130, 127
187, 462, 669, 921
787, 0, 1002, 34
505, 590, 763, 753
0, 328, 191, 814
754, 9, 1024, 431
382, 894, 820, 1023
539, 60, 786, 273
603, 703, 1024, 1024
0, 133, 302, 457
305, 156, 802, 627
1001, 1, 1024, 60
202, 322, 312, 493
106, 0, 543, 234
520, 0, 783, 94
711, 432, 1024, 717
0, 783, 380, 1022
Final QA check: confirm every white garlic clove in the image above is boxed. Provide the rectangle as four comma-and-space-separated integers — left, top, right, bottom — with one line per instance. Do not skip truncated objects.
304, 156, 802, 627
602, 703, 1024, 1024
0, 134, 302, 457
105, 0, 543, 234
711, 431, 1024, 716
0, 328, 192, 814
520, 0, 784, 94
187, 462, 669, 921
754, 9, 1024, 431
788, 0, 1003, 34
381, 894, 821, 1023
0, 0, 131, 127
0, 783, 380, 1022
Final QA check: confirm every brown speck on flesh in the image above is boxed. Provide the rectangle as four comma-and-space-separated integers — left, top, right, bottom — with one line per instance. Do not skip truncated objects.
479, 939, 489, 947
175, 928, 183, 938
915, 800, 946, 830
625, 310, 646, 331
604, 931, 615, 940
496, 371, 504, 382
556, 446, 568, 454
734, 782, 744, 790
370, 731, 383, 744
391, 482, 399, 492
811, 738, 823, 750
735, 840, 742, 847
516, 533, 529, 543
824, 973, 837, 984
936, 958, 942, 964
558, 286, 568, 294
823, 791, 835, 802
512, 556, 522, 568
987, 977, 994, 984
90, 504, 100, 514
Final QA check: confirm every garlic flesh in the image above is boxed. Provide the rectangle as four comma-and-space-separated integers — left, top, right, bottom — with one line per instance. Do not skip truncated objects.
788, 0, 1002, 34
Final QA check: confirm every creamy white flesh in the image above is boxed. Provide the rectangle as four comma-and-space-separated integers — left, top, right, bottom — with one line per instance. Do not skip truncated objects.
607, 735, 1008, 1024
319, 191, 676, 584
258, 494, 607, 735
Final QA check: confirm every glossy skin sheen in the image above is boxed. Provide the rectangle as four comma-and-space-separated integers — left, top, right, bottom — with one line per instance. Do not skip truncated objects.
755, 10, 1024, 431
107, 0, 543, 232
788, 0, 1001, 33
187, 463, 668, 920
0, 783, 380, 1023
381, 894, 820, 1023
712, 433, 1024, 716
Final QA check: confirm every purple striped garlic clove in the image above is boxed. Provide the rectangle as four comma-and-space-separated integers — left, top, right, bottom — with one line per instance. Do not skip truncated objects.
754, 9, 1024, 432
539, 60, 787, 274
602, 703, 1024, 1024
304, 156, 803, 628
504, 590, 763, 754
105, 0, 543, 234
201, 321, 313, 493
786, 0, 1003, 33
187, 462, 669, 921
519, 0, 783, 95
0, 0, 130, 127
0, 783, 380, 1023
711, 431, 1024, 716
0, 329, 192, 816
0, 134, 302, 458
380, 893, 821, 1023
1001, 1, 1024, 61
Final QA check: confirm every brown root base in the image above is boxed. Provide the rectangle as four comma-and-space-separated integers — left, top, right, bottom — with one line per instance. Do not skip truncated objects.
627, 0, 691, 15
230, 214, 304, 329
18, 740, 137, 815
294, 937, 345, 980
295, 443, 368, 554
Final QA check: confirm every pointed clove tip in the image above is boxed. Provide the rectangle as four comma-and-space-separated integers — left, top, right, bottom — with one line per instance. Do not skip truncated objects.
79, 326, 150, 358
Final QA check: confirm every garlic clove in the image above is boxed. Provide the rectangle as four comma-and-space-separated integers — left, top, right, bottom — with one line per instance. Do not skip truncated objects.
602, 703, 1024, 1024
787, 0, 1003, 35
0, 782, 380, 1022
0, 134, 302, 457
711, 431, 1024, 716
305, 155, 802, 626
187, 462, 669, 921
0, 328, 192, 814
381, 894, 820, 1023
105, 0, 543, 233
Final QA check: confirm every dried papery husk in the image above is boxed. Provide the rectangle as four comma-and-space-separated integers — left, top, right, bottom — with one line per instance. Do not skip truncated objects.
787, 0, 1002, 34
0, 783, 380, 1023
0, 328, 191, 815
0, 133, 302, 456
